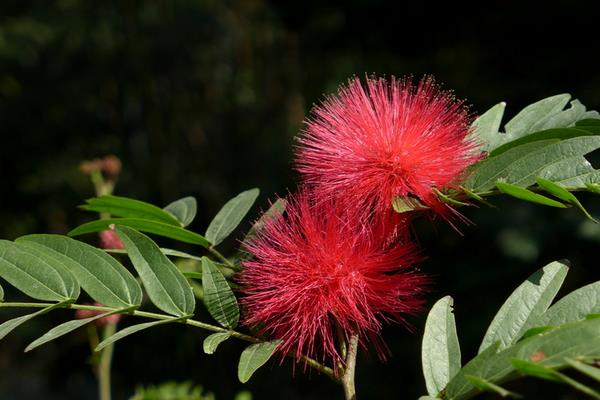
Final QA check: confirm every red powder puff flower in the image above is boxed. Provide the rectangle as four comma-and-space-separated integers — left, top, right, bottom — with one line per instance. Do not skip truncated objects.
239, 191, 427, 365
99, 229, 124, 249
296, 76, 481, 221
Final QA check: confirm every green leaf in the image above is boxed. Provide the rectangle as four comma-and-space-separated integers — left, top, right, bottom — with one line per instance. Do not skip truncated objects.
25, 307, 131, 352
422, 296, 461, 396
565, 358, 600, 382
512, 359, 600, 399
536, 178, 598, 222
460, 186, 493, 207
504, 94, 571, 140
512, 358, 559, 381
490, 127, 598, 157
577, 119, 600, 127
164, 196, 197, 227
446, 318, 600, 400
205, 188, 259, 246
518, 326, 555, 341
533, 100, 591, 131
115, 226, 195, 317
467, 135, 600, 193
15, 241, 80, 299
95, 317, 187, 352
203, 332, 232, 354
588, 183, 600, 194
81, 195, 181, 225
540, 156, 600, 189
465, 140, 558, 192
238, 341, 281, 383
504, 136, 600, 188
479, 261, 568, 353
0, 240, 76, 302
541, 281, 600, 326
464, 375, 522, 398
433, 188, 470, 207
182, 271, 203, 279
495, 182, 567, 208
0, 300, 71, 341
418, 397, 438, 400
0, 283, 3, 302
243, 198, 286, 242
18, 235, 142, 308
201, 257, 239, 328
106, 247, 203, 262
443, 342, 501, 399
469, 102, 506, 152
392, 196, 427, 213
69, 218, 210, 248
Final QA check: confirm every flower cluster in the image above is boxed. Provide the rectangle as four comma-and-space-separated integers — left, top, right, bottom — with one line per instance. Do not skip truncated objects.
297, 76, 480, 221
240, 192, 426, 363
240, 76, 480, 366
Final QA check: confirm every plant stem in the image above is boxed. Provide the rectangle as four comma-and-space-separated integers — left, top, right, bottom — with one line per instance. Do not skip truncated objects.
98, 322, 116, 400
342, 334, 359, 400
0, 301, 335, 381
207, 246, 242, 272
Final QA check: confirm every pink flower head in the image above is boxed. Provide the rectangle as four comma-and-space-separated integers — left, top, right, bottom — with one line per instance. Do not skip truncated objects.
99, 229, 124, 250
75, 303, 121, 326
239, 190, 427, 365
296, 76, 481, 221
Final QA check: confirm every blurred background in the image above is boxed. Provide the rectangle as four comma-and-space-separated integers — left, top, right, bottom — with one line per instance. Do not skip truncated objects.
1, 1, 600, 399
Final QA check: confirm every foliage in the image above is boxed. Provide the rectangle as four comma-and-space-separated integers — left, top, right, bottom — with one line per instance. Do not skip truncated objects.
1, 94, 600, 399
421, 261, 600, 399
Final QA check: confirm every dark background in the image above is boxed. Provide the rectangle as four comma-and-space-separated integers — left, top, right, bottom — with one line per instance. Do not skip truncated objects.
1, 1, 600, 399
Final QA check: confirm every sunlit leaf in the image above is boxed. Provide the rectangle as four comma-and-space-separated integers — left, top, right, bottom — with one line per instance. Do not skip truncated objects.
504, 136, 600, 188
541, 281, 600, 326
422, 296, 461, 396
504, 94, 571, 141
447, 316, 600, 399
469, 102, 506, 152
479, 261, 568, 353
490, 127, 598, 157
465, 140, 557, 192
